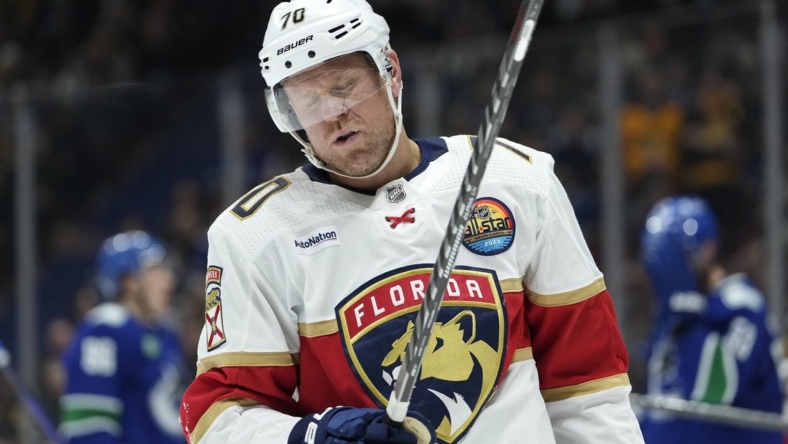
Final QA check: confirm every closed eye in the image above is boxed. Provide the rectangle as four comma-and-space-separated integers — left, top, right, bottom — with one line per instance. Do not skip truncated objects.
331, 81, 356, 97
303, 97, 319, 110
292, 94, 320, 111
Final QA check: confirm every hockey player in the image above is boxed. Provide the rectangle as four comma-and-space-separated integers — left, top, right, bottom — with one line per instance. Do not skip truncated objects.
60, 231, 186, 444
639, 196, 783, 443
179, 0, 644, 443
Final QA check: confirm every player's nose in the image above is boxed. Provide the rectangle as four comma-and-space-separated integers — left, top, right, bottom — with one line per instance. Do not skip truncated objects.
322, 96, 350, 122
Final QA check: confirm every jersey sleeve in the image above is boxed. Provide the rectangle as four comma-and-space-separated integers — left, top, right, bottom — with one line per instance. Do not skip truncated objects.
705, 276, 767, 324
60, 325, 132, 443
179, 220, 301, 444
522, 155, 644, 443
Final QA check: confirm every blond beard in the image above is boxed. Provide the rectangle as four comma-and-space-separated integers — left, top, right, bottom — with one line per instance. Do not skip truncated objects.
317, 114, 397, 177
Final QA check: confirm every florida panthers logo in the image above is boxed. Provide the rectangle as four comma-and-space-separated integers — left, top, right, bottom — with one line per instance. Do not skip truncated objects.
336, 265, 507, 444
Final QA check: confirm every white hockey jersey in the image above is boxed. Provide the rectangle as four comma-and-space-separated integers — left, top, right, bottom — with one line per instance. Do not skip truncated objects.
180, 135, 644, 444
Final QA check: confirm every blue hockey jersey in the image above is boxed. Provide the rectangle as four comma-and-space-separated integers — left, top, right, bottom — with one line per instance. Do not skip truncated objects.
60, 303, 186, 444
641, 273, 784, 444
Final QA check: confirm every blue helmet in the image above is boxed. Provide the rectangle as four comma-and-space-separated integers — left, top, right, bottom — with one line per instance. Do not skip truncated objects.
640, 196, 719, 310
95, 230, 167, 298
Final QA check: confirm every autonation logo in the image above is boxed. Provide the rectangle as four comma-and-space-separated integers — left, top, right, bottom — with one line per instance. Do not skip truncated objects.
294, 226, 340, 255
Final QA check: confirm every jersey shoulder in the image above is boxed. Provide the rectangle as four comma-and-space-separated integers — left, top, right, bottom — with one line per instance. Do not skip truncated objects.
443, 135, 556, 196
711, 273, 766, 313
64, 304, 144, 376
72, 303, 154, 351
80, 303, 135, 332
208, 168, 360, 260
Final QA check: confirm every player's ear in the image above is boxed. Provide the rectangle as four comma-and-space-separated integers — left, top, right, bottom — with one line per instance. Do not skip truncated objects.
386, 49, 403, 97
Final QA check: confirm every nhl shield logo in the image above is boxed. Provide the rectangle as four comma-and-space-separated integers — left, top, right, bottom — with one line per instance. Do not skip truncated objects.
385, 184, 406, 203
336, 265, 507, 444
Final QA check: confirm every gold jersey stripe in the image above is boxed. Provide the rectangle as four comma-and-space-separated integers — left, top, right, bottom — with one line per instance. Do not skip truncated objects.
298, 320, 339, 338
464, 136, 533, 163
512, 347, 534, 363
541, 373, 631, 403
495, 139, 533, 164
191, 397, 259, 444
527, 277, 606, 307
197, 352, 299, 375
465, 135, 475, 150
499, 278, 524, 293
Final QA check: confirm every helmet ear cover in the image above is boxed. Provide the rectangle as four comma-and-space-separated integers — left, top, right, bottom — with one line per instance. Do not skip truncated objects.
364, 50, 392, 74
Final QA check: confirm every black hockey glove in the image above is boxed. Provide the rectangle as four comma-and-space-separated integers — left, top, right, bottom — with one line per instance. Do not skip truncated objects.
288, 406, 436, 444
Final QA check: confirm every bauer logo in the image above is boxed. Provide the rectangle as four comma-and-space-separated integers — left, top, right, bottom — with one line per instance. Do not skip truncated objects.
293, 225, 339, 255
462, 197, 515, 256
276, 35, 313, 55
335, 265, 507, 444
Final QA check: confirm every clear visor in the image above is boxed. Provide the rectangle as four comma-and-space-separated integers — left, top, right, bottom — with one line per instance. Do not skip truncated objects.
266, 67, 387, 132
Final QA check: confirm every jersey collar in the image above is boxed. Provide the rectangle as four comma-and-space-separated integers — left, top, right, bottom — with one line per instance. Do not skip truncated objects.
301, 137, 449, 195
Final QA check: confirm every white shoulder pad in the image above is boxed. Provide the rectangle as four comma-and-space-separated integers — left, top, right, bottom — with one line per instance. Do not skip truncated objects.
718, 274, 764, 312
85, 302, 130, 327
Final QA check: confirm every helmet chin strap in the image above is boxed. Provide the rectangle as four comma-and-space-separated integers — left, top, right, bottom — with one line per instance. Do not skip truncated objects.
294, 78, 404, 180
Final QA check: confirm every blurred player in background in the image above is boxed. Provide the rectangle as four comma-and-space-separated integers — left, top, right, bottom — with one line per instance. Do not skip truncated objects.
60, 231, 186, 444
179, 0, 644, 443
639, 195, 784, 444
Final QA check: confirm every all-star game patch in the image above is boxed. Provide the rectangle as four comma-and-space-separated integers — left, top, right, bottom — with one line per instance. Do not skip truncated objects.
462, 197, 515, 256
204, 266, 227, 351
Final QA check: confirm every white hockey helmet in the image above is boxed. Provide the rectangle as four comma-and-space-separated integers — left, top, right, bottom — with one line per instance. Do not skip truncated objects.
259, 0, 404, 179
260, 0, 390, 89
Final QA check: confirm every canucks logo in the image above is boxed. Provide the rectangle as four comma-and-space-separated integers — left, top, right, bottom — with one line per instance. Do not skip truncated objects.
462, 197, 515, 256
336, 265, 507, 444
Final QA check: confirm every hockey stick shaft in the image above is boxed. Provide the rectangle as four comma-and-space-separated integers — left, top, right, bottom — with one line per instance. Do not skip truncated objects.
385, 0, 544, 425
0, 342, 64, 443
630, 393, 788, 432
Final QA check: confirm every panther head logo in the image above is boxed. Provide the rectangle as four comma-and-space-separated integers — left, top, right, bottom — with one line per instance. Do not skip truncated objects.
382, 311, 499, 439
335, 265, 507, 444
